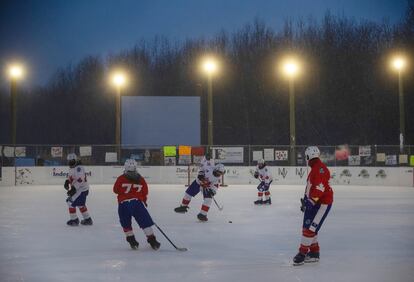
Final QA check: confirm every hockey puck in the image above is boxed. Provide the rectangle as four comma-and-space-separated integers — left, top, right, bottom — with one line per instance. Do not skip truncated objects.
228, 221, 232, 223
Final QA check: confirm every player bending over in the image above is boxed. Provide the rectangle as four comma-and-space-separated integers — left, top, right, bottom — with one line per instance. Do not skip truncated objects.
64, 153, 93, 226
293, 146, 333, 265
174, 163, 225, 222
113, 159, 160, 250
253, 159, 273, 205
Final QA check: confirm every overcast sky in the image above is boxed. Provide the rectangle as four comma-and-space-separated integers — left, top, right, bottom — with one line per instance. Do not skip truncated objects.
0, 0, 408, 87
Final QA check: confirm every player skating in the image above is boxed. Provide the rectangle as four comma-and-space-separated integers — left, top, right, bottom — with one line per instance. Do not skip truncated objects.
113, 159, 160, 250
253, 159, 273, 205
64, 153, 93, 226
174, 162, 225, 222
293, 146, 333, 265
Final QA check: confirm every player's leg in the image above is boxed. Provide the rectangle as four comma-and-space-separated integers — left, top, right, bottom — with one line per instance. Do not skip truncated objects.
131, 200, 160, 250
254, 183, 264, 205
118, 201, 138, 249
73, 191, 93, 225
66, 193, 80, 226
66, 206, 79, 226
294, 204, 331, 265
305, 235, 320, 263
263, 182, 272, 205
174, 180, 201, 213
305, 204, 331, 262
197, 190, 213, 221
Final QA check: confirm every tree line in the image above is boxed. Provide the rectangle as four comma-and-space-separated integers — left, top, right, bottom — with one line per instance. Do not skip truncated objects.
0, 5, 413, 146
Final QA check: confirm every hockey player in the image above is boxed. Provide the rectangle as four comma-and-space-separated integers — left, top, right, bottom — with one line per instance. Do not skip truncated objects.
64, 153, 93, 226
253, 159, 273, 205
293, 146, 333, 265
174, 163, 225, 222
113, 159, 160, 250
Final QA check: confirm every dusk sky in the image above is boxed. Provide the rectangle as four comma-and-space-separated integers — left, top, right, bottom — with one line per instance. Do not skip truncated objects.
0, 0, 408, 87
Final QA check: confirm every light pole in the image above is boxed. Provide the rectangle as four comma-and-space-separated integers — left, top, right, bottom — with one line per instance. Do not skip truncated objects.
201, 58, 218, 147
391, 56, 407, 152
8, 64, 24, 145
111, 71, 127, 162
282, 59, 300, 166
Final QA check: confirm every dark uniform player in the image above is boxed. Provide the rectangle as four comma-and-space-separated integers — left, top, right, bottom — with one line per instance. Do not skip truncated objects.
293, 146, 333, 265
113, 159, 160, 250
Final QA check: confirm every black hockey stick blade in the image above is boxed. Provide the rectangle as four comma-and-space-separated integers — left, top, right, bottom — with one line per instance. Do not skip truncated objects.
154, 223, 188, 252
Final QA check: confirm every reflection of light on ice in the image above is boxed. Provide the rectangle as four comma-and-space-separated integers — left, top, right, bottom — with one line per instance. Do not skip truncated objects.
104, 260, 126, 269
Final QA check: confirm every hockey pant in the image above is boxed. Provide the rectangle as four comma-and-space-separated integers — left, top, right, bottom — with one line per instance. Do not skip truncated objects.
118, 199, 155, 237
66, 190, 90, 220
257, 180, 272, 200
181, 180, 213, 216
299, 203, 331, 254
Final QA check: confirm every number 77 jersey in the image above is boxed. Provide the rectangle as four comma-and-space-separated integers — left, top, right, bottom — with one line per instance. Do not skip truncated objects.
113, 174, 149, 204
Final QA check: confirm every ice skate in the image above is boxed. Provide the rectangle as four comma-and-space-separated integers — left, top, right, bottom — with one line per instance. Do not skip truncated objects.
66, 218, 79, 226
262, 198, 272, 205
293, 252, 306, 266
126, 235, 139, 250
254, 199, 263, 205
147, 235, 161, 250
197, 213, 208, 222
174, 205, 189, 213
305, 252, 320, 263
80, 217, 93, 225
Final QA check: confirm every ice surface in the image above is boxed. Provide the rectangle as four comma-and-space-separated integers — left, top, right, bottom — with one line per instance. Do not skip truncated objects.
1, 184, 413, 282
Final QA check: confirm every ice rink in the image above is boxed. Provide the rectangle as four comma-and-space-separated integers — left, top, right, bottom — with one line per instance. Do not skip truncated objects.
1, 184, 413, 282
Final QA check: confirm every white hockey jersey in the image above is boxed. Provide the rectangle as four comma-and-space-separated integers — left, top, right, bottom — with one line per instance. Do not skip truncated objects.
255, 165, 273, 184
68, 165, 90, 193
196, 162, 220, 193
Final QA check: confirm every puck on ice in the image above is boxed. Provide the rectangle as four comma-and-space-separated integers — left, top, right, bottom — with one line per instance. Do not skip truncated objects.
228, 221, 232, 223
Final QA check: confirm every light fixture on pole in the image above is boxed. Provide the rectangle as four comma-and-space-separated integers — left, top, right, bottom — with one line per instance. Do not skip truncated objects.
281, 57, 301, 166
8, 64, 25, 145
391, 55, 407, 152
201, 57, 219, 147
110, 71, 128, 162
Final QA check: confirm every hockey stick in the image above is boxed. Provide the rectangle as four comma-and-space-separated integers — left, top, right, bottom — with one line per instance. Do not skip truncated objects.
154, 223, 188, 252
212, 196, 224, 211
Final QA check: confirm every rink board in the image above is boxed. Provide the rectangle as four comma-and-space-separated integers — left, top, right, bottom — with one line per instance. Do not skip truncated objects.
0, 166, 413, 187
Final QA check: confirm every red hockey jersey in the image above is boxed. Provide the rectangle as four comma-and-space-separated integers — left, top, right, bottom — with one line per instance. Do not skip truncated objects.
305, 158, 333, 205
113, 174, 148, 204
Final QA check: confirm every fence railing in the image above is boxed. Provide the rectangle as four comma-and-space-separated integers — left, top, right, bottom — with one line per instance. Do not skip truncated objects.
1, 144, 413, 167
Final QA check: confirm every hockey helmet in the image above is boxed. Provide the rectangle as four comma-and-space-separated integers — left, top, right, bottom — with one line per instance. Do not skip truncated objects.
67, 153, 78, 168
257, 158, 265, 168
124, 159, 138, 172
305, 146, 320, 161
213, 163, 225, 177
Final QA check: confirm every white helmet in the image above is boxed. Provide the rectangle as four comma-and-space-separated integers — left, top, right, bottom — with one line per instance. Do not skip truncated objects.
67, 153, 77, 161
258, 159, 265, 165
305, 146, 320, 161
124, 159, 137, 172
213, 163, 225, 175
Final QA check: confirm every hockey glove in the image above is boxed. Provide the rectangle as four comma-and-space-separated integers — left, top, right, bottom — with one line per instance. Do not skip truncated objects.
197, 170, 206, 180
254, 172, 259, 179
67, 187, 77, 197
64, 179, 70, 190
300, 198, 306, 212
